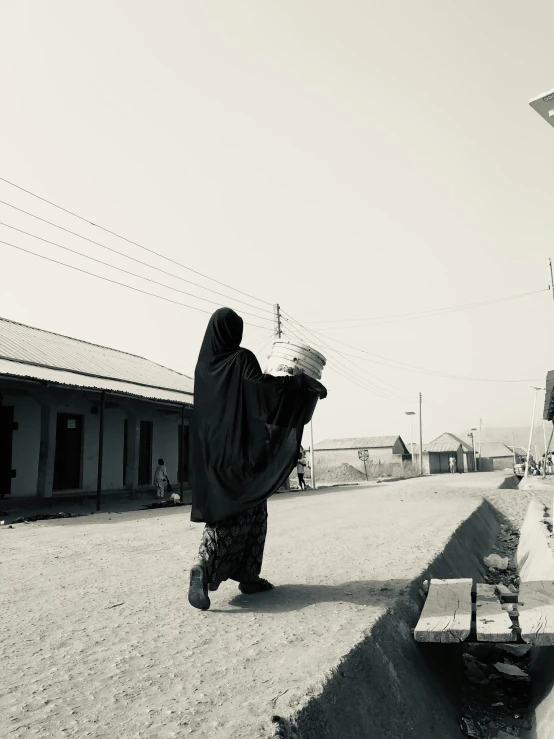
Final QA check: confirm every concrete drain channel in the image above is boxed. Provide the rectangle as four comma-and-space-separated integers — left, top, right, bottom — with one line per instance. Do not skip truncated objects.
415, 498, 554, 739
270, 497, 554, 739
458, 518, 531, 738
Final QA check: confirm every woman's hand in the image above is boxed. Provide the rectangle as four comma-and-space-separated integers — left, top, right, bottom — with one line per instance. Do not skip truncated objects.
304, 375, 327, 399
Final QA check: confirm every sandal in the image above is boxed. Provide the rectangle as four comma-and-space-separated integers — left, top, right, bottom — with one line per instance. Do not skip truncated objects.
238, 578, 274, 595
188, 564, 210, 610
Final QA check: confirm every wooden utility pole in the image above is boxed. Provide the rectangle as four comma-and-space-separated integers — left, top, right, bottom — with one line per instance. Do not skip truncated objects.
525, 387, 542, 479
548, 259, 554, 316
273, 303, 291, 490
473, 418, 483, 472
419, 393, 423, 475
274, 304, 282, 339
310, 420, 317, 489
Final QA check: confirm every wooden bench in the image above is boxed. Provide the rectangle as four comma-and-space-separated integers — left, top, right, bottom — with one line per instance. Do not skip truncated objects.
414, 578, 554, 645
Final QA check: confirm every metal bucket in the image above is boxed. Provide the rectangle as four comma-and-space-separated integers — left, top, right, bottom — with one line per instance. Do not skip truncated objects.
265, 340, 326, 381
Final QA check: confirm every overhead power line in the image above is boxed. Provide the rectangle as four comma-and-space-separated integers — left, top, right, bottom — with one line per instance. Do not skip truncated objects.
0, 199, 274, 317
300, 322, 544, 383
302, 288, 549, 329
0, 238, 268, 329
0, 175, 273, 307
0, 220, 272, 323
281, 314, 414, 403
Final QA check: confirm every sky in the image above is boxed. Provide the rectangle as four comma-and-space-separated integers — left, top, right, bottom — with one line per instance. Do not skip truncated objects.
1, 1, 554, 446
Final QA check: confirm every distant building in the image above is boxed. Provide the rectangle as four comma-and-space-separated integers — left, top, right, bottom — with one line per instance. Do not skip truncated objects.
411, 433, 475, 474
508, 445, 531, 462
478, 442, 521, 471
314, 435, 410, 473
0, 317, 193, 500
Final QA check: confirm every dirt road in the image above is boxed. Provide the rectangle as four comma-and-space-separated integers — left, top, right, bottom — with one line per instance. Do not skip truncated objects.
0, 472, 538, 738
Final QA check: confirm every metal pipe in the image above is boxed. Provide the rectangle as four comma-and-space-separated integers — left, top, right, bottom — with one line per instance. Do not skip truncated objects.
180, 405, 185, 499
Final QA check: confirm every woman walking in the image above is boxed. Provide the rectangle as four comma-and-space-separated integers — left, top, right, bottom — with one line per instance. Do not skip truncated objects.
188, 307, 327, 610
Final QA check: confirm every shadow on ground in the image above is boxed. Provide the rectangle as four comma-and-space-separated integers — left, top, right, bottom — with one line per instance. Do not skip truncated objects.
498, 475, 520, 490
265, 499, 500, 739
209, 579, 408, 614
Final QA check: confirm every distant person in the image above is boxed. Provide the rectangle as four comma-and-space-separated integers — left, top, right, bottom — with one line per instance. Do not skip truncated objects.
449, 455, 457, 473
154, 458, 169, 498
297, 452, 307, 490
548, 455, 553, 475
188, 308, 327, 611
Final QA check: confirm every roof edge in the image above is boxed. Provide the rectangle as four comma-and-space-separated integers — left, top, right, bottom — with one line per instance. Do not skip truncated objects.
0, 356, 193, 397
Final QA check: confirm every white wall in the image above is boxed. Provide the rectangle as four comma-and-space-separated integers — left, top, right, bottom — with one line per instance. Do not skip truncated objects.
4, 392, 41, 497
1, 382, 189, 497
316, 447, 398, 473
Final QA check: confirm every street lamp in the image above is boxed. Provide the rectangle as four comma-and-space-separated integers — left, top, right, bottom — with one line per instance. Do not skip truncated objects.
405, 411, 416, 461
525, 386, 546, 479
529, 88, 554, 130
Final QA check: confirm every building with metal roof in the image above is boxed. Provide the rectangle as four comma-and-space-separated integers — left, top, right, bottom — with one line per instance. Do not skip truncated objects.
0, 317, 194, 502
314, 436, 408, 453
409, 433, 475, 474
0, 317, 193, 405
478, 442, 521, 472
313, 436, 411, 478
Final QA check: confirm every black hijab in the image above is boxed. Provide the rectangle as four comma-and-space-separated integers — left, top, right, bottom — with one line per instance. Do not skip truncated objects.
190, 307, 326, 524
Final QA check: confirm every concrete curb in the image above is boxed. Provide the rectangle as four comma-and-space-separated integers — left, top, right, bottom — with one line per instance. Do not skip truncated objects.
518, 499, 554, 583
267, 499, 499, 739
517, 500, 554, 739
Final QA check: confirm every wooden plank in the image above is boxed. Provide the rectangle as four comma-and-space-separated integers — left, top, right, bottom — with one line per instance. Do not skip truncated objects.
519, 581, 554, 645
414, 578, 472, 643
475, 583, 517, 642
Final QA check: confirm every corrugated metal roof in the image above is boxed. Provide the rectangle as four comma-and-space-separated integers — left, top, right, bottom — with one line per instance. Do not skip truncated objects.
426, 433, 473, 453
314, 436, 399, 450
409, 444, 428, 454
479, 442, 514, 459
0, 317, 193, 404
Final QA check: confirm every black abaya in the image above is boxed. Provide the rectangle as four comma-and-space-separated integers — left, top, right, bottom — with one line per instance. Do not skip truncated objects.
190, 307, 326, 524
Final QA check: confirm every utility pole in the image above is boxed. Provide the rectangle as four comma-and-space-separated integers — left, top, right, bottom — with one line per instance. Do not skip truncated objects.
273, 303, 292, 491
512, 431, 516, 467
548, 258, 554, 318
470, 429, 477, 472
419, 393, 423, 476
274, 304, 282, 339
473, 418, 483, 472
525, 386, 544, 478
405, 411, 415, 462
310, 419, 317, 490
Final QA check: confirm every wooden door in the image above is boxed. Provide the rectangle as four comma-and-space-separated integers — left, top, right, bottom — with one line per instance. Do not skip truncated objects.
53, 413, 84, 490
0, 406, 15, 496
138, 421, 153, 485
178, 424, 190, 483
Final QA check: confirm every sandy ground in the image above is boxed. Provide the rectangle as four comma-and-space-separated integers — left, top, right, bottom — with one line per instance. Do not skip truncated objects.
0, 472, 545, 739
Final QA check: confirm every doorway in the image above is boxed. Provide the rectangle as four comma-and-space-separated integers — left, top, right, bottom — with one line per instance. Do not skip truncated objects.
138, 421, 153, 485
178, 423, 190, 484
123, 419, 128, 486
0, 406, 15, 497
53, 413, 84, 491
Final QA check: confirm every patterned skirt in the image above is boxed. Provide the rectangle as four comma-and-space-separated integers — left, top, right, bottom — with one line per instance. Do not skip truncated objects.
198, 500, 268, 590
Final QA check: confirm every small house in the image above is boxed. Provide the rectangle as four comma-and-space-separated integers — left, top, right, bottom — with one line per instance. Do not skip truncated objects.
478, 442, 518, 472
314, 435, 410, 474
412, 433, 475, 474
